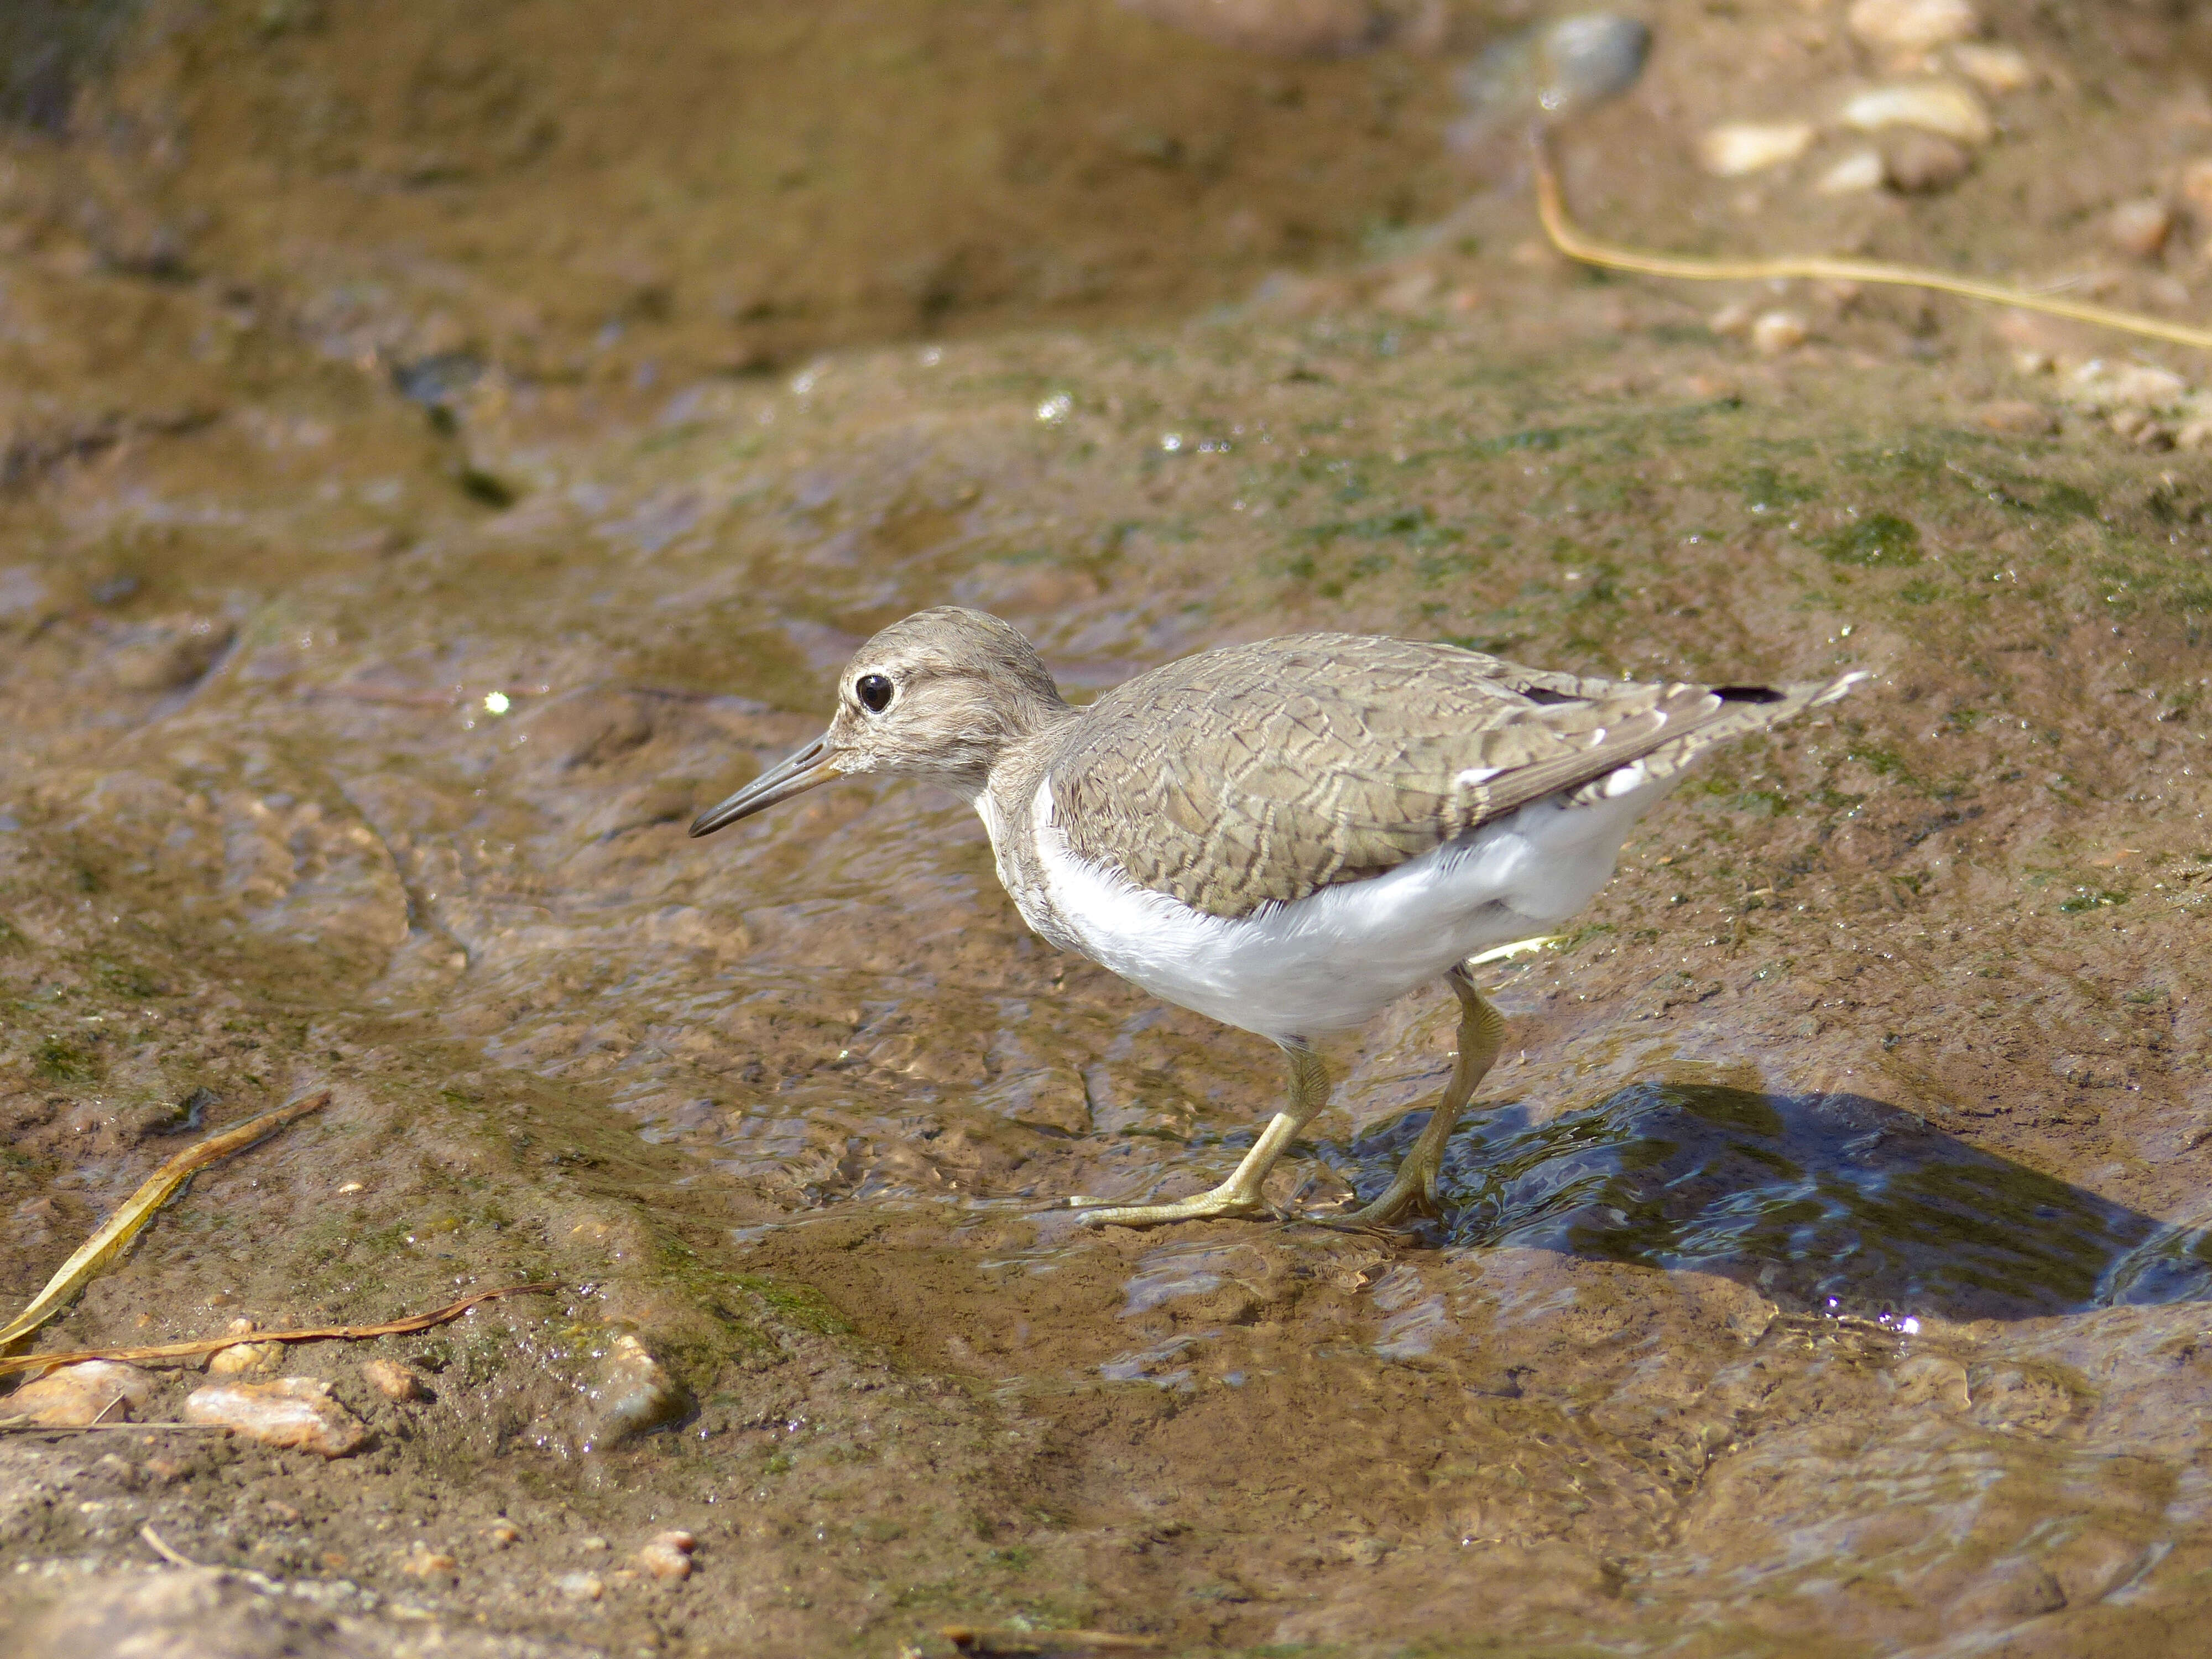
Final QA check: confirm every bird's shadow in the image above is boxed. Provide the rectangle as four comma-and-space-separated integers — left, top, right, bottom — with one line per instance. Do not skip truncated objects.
1322, 1084, 2212, 1323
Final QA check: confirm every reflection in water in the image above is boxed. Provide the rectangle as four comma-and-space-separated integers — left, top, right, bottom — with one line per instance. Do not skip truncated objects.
1327, 1085, 2212, 1322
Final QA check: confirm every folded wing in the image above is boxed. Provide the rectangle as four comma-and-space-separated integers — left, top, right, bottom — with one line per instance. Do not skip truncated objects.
1047, 634, 1853, 919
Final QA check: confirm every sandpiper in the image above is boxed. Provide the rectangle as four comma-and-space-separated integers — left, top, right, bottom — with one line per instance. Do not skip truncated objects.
692, 608, 1861, 1229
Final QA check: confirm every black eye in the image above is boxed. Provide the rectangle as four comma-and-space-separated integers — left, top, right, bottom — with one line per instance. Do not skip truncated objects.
855, 673, 894, 713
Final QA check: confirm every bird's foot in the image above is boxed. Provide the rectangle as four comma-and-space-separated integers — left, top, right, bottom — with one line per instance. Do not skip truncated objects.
1307, 1168, 1441, 1233
1069, 1182, 1269, 1229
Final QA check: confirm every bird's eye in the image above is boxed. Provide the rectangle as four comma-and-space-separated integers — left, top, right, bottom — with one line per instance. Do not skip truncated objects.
855, 673, 894, 713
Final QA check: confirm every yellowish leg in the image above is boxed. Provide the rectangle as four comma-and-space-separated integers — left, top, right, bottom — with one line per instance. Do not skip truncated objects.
1072, 1044, 1330, 1229
1329, 966, 1505, 1229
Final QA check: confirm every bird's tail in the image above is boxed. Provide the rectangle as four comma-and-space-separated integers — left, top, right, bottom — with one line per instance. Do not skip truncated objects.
1563, 668, 1870, 806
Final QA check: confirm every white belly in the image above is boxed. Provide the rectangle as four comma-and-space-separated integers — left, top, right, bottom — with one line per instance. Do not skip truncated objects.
1014, 775, 1666, 1042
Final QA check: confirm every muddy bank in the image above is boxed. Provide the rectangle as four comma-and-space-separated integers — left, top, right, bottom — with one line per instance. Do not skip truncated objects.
4, 1, 2212, 1656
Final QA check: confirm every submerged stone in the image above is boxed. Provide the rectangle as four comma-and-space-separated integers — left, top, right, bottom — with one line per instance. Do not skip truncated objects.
182, 1376, 370, 1458
580, 1333, 691, 1448
3, 1360, 157, 1426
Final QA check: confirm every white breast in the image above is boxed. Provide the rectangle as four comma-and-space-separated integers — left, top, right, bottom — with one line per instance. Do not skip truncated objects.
1006, 774, 1667, 1042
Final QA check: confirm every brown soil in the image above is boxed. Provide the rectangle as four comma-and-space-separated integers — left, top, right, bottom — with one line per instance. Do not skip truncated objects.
4, 2, 2212, 1656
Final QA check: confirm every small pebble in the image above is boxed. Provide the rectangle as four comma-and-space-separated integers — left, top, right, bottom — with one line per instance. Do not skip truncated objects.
1847, 0, 1979, 54
2110, 409, 2174, 449
650, 1530, 696, 1553
2078, 361, 2189, 409
1707, 300, 1755, 336
400, 1548, 458, 1577
1751, 311, 1809, 356
1948, 42, 2031, 93
2108, 199, 2174, 260
637, 1542, 692, 1581
1842, 80, 1992, 145
207, 1319, 285, 1376
581, 1535, 610, 1552
582, 1334, 692, 1448
1699, 121, 1815, 177
2180, 160, 2212, 217
361, 1358, 427, 1402
488, 1523, 521, 1547
1884, 132, 1971, 194
182, 1376, 370, 1458
336, 1181, 365, 1196
1817, 149, 1887, 195
556, 1572, 604, 1600
3, 1361, 157, 1427
1975, 399, 2057, 435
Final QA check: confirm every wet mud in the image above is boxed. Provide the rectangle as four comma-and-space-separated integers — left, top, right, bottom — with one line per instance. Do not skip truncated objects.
5, 1, 2212, 1655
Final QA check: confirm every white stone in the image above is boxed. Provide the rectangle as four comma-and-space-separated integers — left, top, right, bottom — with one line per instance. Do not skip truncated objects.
3, 1361, 157, 1427
1841, 81, 1993, 145
1751, 311, 1809, 356
2071, 360, 2189, 411
1848, 0, 1979, 53
1699, 122, 1816, 178
182, 1376, 369, 1458
1948, 42, 2031, 93
1817, 149, 1888, 195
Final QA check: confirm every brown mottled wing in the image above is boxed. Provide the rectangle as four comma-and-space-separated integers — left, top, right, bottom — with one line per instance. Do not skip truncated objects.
1046, 635, 1817, 919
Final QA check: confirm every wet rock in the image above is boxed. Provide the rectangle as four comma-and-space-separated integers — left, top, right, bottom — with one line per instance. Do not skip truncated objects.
555, 1571, 604, 1600
400, 1546, 458, 1578
2180, 159, 2212, 219
1817, 149, 1887, 195
1535, 14, 1651, 112
580, 1333, 691, 1447
104, 618, 233, 693
1114, 0, 1410, 60
2109, 409, 2174, 450
1841, 80, 1993, 145
1949, 1558, 2067, 1622
361, 1358, 428, 1401
1457, 13, 1650, 134
206, 1319, 286, 1375
1699, 122, 1815, 178
2072, 360, 2189, 411
2108, 199, 2174, 260
515, 688, 656, 770
637, 1532, 693, 1580
1974, 398, 2058, 436
1847, 0, 1980, 54
2049, 1532, 2152, 1607
1751, 311, 1808, 356
1948, 41, 2031, 93
1890, 1352, 1971, 1410
3, 1360, 156, 1426
1884, 131, 1970, 193
182, 1376, 370, 1458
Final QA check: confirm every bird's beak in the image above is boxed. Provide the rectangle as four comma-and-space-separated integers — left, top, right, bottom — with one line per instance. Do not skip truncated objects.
688, 735, 841, 837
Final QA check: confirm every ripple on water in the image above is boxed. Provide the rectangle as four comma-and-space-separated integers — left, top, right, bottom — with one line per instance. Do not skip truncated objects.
1327, 1084, 2212, 1323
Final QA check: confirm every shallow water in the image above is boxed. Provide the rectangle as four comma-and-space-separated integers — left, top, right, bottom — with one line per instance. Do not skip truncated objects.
1339, 1082, 2212, 1319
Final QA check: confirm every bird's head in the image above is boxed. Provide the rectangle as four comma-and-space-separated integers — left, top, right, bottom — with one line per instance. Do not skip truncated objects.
689, 607, 1067, 836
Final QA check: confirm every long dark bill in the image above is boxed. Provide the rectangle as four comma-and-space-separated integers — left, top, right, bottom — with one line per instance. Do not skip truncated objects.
688, 735, 841, 837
